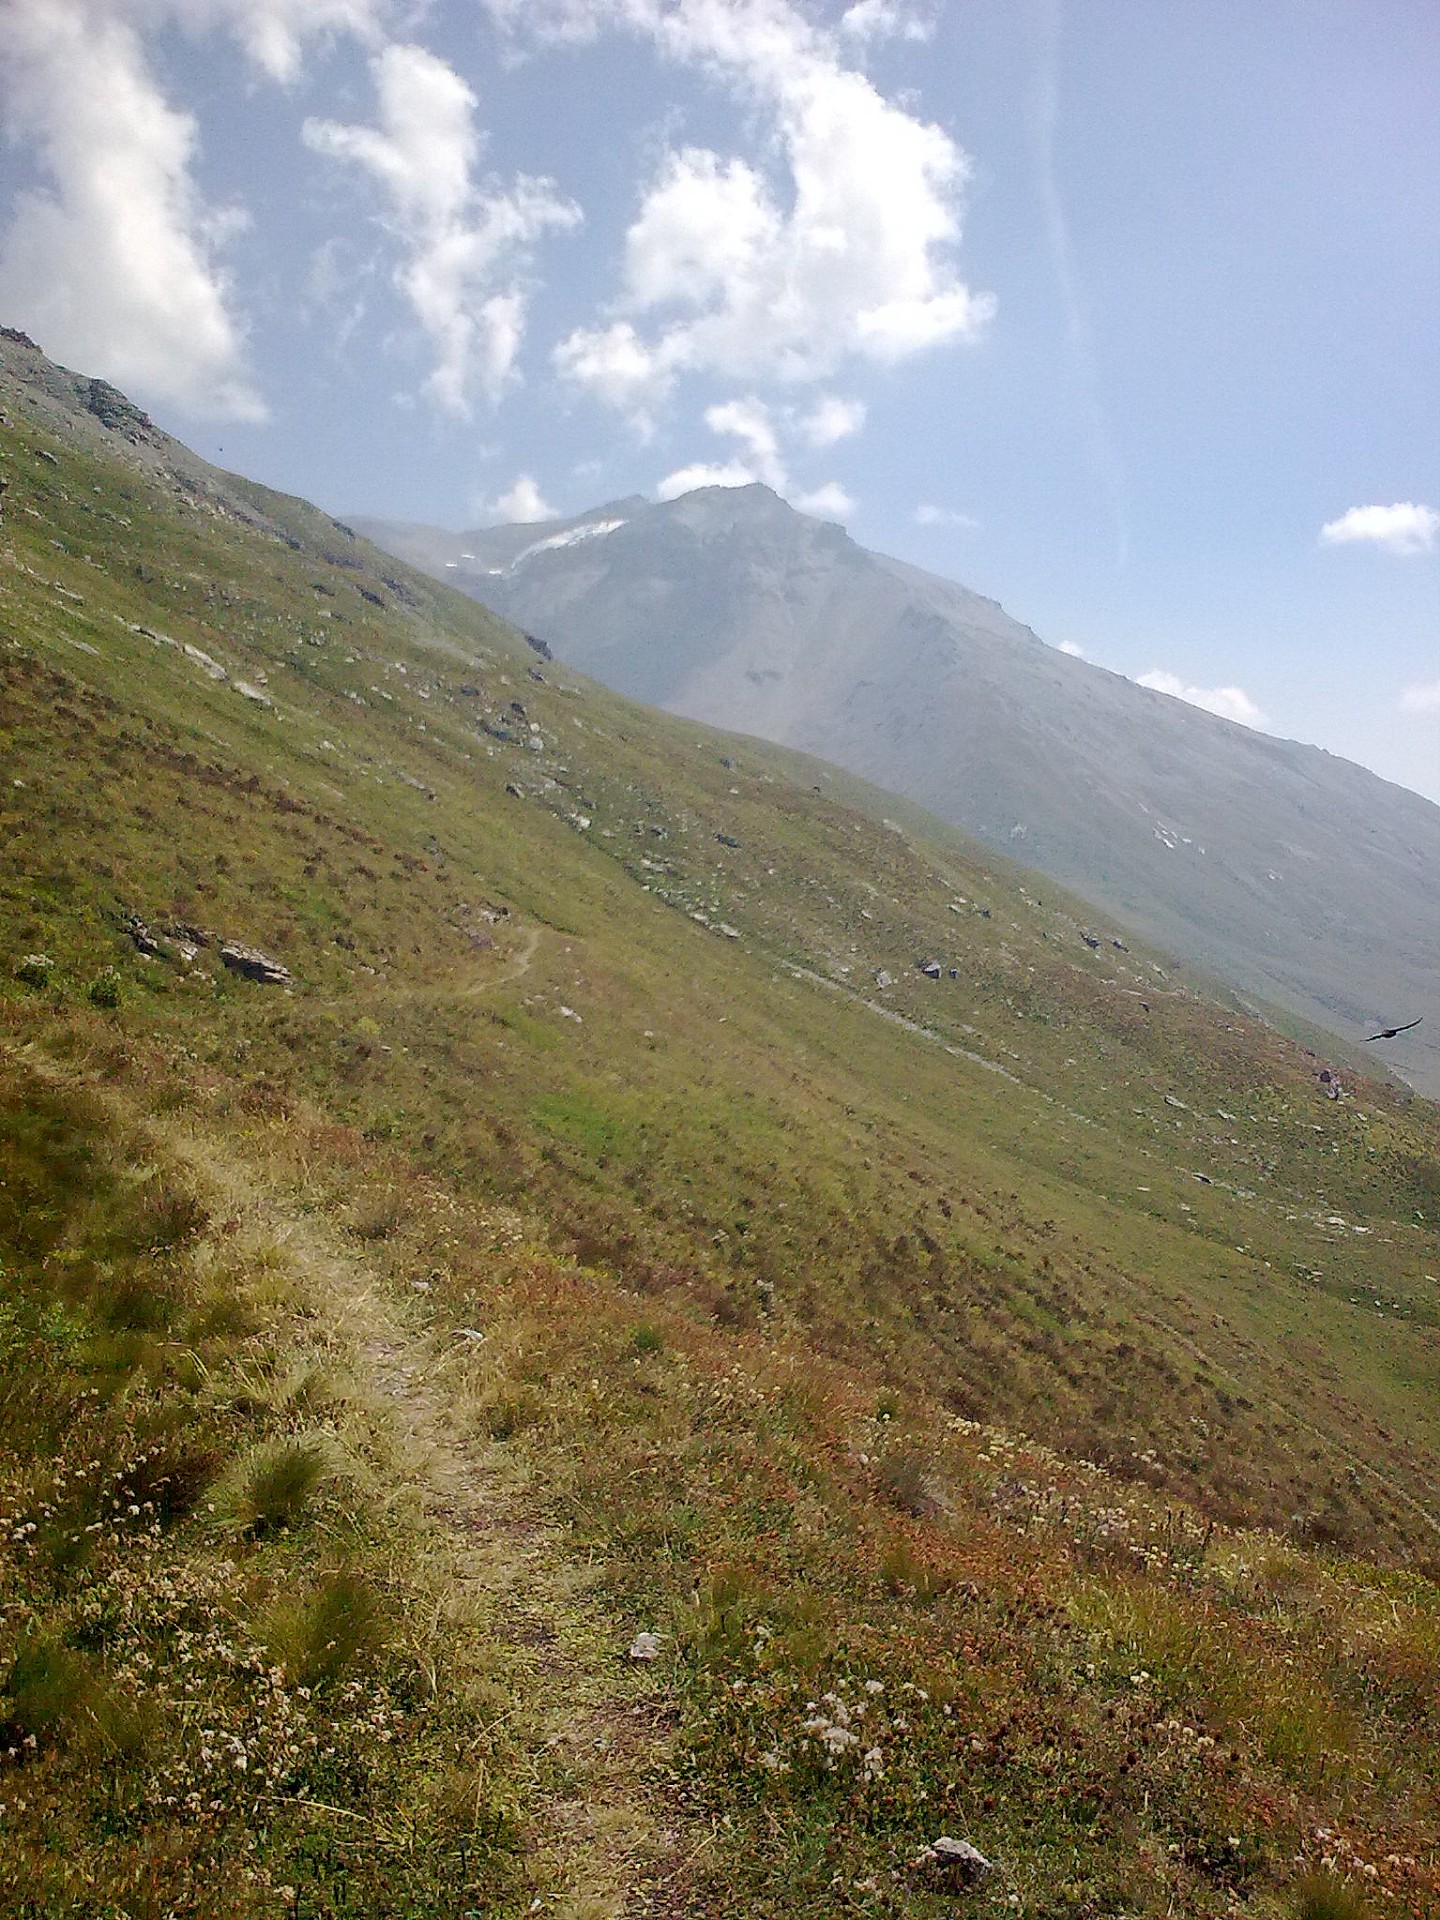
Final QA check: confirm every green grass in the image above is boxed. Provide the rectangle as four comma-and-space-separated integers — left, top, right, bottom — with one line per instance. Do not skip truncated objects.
0, 351, 1436, 1914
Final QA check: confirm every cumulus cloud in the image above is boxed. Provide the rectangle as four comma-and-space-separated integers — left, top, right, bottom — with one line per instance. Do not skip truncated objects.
166, 0, 388, 83
490, 473, 559, 521
659, 392, 854, 514
704, 394, 786, 488
1400, 679, 1440, 715
839, 0, 935, 45
0, 0, 404, 420
798, 393, 866, 446
1138, 670, 1268, 730
914, 502, 977, 528
1319, 503, 1440, 557
794, 481, 855, 518
1057, 638, 1085, 657
304, 43, 579, 415
523, 0, 990, 419
0, 0, 265, 419
656, 459, 757, 500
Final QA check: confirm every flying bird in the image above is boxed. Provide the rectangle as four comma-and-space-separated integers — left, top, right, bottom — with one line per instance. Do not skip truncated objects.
1363, 1017, 1423, 1042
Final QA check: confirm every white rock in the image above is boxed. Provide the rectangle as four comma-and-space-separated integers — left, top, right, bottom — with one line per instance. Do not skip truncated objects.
628, 1631, 661, 1662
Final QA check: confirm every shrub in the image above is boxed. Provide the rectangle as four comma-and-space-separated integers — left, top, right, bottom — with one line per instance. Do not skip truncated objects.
86, 966, 123, 1008
12, 952, 55, 989
631, 1322, 664, 1354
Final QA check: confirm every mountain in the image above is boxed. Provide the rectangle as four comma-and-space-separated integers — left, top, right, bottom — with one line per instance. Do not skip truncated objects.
5, 329, 1440, 1916
356, 486, 1440, 1098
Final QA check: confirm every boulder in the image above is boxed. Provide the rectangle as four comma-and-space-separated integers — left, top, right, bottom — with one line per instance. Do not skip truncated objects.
219, 942, 292, 985
914, 1836, 993, 1884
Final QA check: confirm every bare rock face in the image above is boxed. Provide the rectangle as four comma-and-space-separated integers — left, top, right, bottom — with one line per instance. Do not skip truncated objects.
219, 942, 292, 985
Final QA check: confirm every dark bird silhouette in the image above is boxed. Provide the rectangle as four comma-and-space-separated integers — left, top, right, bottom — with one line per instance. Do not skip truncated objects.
1363, 1017, 1423, 1042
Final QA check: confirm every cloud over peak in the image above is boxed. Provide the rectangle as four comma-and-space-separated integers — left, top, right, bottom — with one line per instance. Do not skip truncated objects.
1319, 503, 1440, 557
656, 391, 855, 518
534, 0, 991, 420
1138, 670, 1268, 730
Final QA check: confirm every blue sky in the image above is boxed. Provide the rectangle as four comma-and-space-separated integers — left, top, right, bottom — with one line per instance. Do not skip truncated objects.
2, 0, 1437, 801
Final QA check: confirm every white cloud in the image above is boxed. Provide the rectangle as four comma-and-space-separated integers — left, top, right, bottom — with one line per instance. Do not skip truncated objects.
656, 459, 758, 500
914, 502, 977, 528
1057, 638, 1085, 657
704, 394, 786, 489
166, 0, 388, 83
661, 391, 854, 514
490, 473, 559, 521
1400, 679, 1440, 715
0, 0, 264, 420
793, 481, 855, 519
839, 0, 935, 44
304, 43, 580, 415
1138, 670, 1268, 730
538, 0, 992, 415
798, 393, 865, 446
1319, 503, 1440, 557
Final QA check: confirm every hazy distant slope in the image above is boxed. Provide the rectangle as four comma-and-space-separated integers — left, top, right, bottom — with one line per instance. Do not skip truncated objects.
357, 485, 1440, 1095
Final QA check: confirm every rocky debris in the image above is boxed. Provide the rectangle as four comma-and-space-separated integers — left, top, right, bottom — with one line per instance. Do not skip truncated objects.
219, 942, 291, 986
504, 782, 523, 798
875, 969, 894, 989
121, 912, 164, 958
716, 832, 740, 848
1081, 932, 1101, 950
235, 680, 272, 707
526, 665, 546, 684
917, 960, 942, 979
183, 642, 227, 682
522, 630, 552, 660
913, 1836, 993, 1884
627, 1631, 661, 1662
84, 378, 156, 440
1112, 937, 1130, 951
358, 586, 386, 608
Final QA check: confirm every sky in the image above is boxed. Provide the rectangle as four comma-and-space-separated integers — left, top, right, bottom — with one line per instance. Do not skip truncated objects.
1, 1, 1437, 803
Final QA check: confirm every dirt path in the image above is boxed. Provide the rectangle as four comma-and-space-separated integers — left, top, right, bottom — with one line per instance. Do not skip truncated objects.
344, 922, 545, 1009
213, 1167, 696, 1918
14, 1042, 696, 1918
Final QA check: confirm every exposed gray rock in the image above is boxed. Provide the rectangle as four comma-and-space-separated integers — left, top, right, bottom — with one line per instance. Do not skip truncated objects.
219, 942, 291, 985
914, 1836, 993, 1883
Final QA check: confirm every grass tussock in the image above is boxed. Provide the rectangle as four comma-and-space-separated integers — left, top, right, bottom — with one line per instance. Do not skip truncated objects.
211, 1433, 337, 1536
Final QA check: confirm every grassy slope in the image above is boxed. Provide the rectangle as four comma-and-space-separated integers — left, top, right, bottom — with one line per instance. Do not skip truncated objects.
0, 362, 1437, 1917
